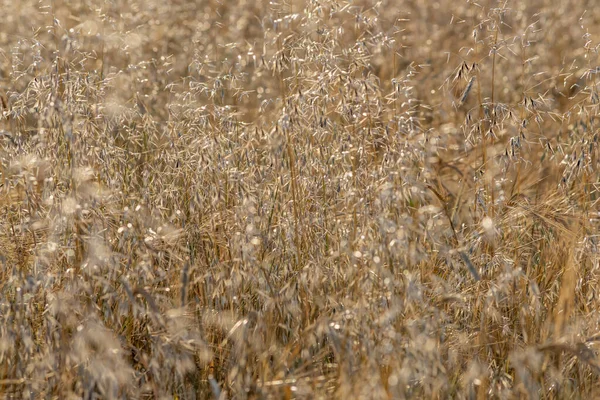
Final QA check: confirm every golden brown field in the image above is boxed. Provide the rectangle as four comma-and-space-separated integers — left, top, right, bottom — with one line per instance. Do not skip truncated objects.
1, 0, 600, 398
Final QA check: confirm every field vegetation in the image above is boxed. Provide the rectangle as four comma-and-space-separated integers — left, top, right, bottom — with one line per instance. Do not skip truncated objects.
2, 0, 600, 398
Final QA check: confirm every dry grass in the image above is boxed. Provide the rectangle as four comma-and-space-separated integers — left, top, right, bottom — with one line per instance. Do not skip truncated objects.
1, 0, 600, 398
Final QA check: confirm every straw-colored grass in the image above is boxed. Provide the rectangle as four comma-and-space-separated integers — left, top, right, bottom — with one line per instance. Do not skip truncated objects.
1, 0, 600, 398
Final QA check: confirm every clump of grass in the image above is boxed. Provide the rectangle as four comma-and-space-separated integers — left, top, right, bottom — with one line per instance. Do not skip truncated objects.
1, 0, 600, 398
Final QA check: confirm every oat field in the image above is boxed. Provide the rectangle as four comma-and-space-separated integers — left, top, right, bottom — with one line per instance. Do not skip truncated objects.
1, 0, 600, 398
